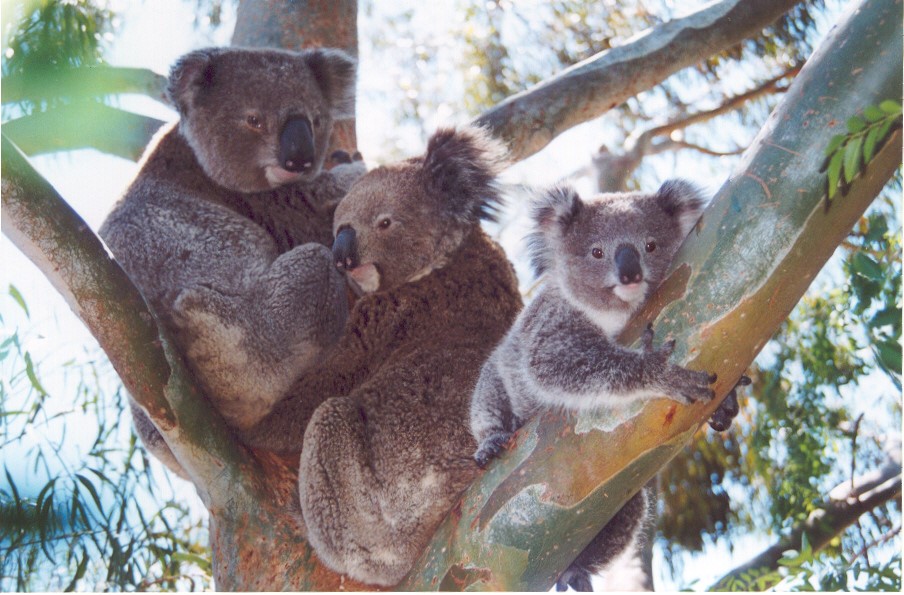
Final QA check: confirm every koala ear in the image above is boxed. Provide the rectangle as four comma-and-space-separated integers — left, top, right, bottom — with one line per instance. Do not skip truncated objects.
166, 48, 220, 116
527, 184, 583, 276
421, 126, 508, 225
657, 179, 707, 237
303, 49, 357, 119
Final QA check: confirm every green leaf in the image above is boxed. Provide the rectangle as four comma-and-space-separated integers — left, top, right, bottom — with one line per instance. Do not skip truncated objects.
23, 352, 49, 397
75, 474, 103, 512
871, 307, 901, 329
827, 149, 844, 199
863, 125, 880, 162
863, 105, 885, 122
877, 340, 902, 373
8, 284, 29, 319
824, 134, 846, 157
879, 99, 902, 115
172, 552, 212, 572
846, 115, 866, 133
851, 252, 884, 281
842, 135, 863, 184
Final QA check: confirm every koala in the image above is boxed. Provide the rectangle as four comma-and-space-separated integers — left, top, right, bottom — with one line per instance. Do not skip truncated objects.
239, 127, 523, 586
99, 47, 364, 477
469, 181, 731, 590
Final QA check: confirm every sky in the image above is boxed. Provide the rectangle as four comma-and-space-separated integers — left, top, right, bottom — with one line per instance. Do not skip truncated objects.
0, 0, 898, 590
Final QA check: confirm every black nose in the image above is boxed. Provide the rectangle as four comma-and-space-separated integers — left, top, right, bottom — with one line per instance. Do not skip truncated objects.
278, 115, 315, 172
614, 244, 643, 284
332, 226, 358, 270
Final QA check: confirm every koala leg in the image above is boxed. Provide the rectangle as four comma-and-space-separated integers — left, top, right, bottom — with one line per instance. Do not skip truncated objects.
129, 399, 189, 480
556, 488, 650, 592
470, 358, 519, 467
173, 243, 347, 428
298, 396, 412, 587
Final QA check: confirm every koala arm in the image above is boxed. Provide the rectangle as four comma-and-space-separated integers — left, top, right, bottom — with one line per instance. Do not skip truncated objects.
524, 318, 714, 409
237, 289, 418, 453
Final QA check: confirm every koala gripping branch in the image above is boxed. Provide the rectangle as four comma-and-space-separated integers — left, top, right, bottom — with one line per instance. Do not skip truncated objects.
402, 0, 902, 590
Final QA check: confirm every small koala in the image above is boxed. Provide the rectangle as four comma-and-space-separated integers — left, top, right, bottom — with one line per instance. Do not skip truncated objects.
99, 47, 364, 476
240, 127, 523, 586
469, 181, 718, 590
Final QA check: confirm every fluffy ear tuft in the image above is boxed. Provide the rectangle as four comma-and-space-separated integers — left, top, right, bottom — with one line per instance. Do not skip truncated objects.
304, 48, 357, 119
527, 184, 583, 276
657, 179, 707, 237
167, 48, 221, 116
421, 126, 509, 225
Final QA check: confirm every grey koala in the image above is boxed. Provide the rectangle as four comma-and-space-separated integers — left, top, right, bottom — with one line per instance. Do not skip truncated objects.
99, 46, 364, 477
240, 127, 523, 586
469, 180, 718, 590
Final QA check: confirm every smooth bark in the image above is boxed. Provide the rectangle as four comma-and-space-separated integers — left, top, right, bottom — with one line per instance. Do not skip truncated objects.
473, 0, 803, 162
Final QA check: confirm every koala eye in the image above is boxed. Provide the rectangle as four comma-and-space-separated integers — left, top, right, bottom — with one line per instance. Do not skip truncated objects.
246, 114, 264, 131
591, 247, 603, 259
645, 241, 657, 253
312, 115, 322, 128
378, 217, 392, 230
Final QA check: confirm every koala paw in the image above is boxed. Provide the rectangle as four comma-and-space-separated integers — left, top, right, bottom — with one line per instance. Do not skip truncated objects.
474, 431, 513, 469
642, 325, 715, 405
708, 375, 750, 432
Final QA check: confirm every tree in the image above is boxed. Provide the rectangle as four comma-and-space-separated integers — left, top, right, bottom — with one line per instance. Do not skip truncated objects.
2, 0, 901, 590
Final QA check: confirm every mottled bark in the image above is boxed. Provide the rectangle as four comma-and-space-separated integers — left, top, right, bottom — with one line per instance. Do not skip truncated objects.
402, 0, 902, 588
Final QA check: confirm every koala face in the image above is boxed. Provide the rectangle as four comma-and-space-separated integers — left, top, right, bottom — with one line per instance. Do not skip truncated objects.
167, 47, 356, 193
531, 180, 706, 318
331, 127, 506, 294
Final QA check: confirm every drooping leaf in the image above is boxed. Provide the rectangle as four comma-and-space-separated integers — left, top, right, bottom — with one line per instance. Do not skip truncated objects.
863, 125, 880, 162
846, 115, 866, 133
842, 135, 863, 184
827, 149, 844, 199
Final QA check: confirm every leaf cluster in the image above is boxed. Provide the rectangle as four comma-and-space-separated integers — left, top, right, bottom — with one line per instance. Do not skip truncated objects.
824, 100, 902, 200
0, 287, 212, 591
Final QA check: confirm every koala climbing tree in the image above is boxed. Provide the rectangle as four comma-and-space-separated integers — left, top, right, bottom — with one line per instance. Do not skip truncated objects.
1, 0, 901, 591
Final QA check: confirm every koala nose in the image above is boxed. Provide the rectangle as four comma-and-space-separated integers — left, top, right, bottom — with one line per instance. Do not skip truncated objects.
614, 244, 643, 285
278, 115, 315, 172
333, 226, 358, 270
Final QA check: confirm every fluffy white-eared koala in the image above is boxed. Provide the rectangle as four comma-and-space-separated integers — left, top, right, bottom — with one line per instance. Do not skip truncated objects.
99, 47, 364, 476
239, 127, 523, 586
469, 181, 717, 590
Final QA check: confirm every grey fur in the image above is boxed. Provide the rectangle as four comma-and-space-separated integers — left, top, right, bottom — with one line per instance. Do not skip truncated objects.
100, 47, 363, 477
240, 126, 522, 586
470, 180, 713, 588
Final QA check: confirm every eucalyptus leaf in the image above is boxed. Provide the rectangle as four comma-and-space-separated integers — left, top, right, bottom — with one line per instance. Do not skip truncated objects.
863, 125, 880, 162
842, 135, 863, 184
827, 149, 844, 199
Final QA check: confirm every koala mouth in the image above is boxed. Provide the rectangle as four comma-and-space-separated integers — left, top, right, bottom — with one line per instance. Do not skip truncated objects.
612, 282, 647, 304
264, 165, 305, 187
346, 263, 381, 295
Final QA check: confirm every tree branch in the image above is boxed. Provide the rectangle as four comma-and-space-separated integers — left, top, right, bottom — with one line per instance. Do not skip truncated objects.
2, 103, 165, 160
711, 462, 903, 590
473, 0, 804, 162
403, 0, 902, 588
1, 66, 168, 105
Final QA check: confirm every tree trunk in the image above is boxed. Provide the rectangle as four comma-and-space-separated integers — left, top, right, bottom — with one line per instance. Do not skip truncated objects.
401, 0, 902, 588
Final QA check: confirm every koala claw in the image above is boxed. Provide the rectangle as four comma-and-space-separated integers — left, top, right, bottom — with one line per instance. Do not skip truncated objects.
556, 568, 593, 592
707, 374, 750, 432
668, 365, 716, 405
474, 431, 513, 468
330, 149, 353, 164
